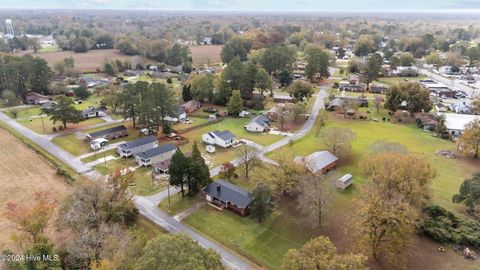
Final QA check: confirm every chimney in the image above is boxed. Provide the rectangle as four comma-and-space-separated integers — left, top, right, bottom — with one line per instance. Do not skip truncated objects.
216, 185, 221, 193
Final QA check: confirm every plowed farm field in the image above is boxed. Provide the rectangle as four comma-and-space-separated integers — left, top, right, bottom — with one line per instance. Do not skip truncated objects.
0, 128, 70, 249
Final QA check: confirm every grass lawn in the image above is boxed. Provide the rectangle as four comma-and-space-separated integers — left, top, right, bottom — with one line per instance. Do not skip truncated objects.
19, 117, 104, 134
93, 158, 167, 196
182, 117, 283, 147
178, 117, 283, 167
39, 45, 59, 53
374, 75, 427, 86
5, 106, 43, 118
52, 121, 140, 156
75, 95, 103, 110
281, 114, 480, 214
185, 200, 319, 270
158, 193, 203, 215
81, 149, 118, 163
173, 117, 209, 132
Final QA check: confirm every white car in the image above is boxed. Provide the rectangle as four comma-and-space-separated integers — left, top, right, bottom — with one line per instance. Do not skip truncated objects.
90, 138, 108, 150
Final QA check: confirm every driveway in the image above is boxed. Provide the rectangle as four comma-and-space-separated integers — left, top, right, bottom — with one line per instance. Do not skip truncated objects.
1, 74, 332, 270
134, 81, 331, 269
134, 196, 253, 270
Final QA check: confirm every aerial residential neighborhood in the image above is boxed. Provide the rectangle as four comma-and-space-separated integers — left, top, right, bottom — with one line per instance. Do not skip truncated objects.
1, 2, 480, 270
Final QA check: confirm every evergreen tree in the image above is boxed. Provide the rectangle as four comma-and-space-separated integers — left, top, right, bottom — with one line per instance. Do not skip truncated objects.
169, 150, 189, 197
250, 182, 272, 223
227, 90, 243, 116
187, 141, 211, 195
182, 85, 192, 102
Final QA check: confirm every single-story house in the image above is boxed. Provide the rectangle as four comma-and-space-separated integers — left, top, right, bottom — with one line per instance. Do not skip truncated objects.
117, 135, 158, 158
441, 113, 480, 137
202, 130, 237, 148
153, 159, 171, 174
327, 98, 344, 111
304, 151, 338, 175
86, 125, 128, 141
41, 101, 56, 111
123, 70, 144, 76
435, 103, 448, 112
450, 102, 474, 114
370, 85, 388, 94
81, 106, 107, 119
340, 84, 365, 92
164, 107, 187, 123
25, 92, 52, 105
273, 93, 294, 103
181, 100, 201, 113
203, 180, 251, 216
337, 174, 353, 190
245, 115, 270, 132
134, 143, 177, 167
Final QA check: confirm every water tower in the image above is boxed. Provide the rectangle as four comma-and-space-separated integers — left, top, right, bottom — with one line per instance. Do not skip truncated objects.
5, 19, 14, 39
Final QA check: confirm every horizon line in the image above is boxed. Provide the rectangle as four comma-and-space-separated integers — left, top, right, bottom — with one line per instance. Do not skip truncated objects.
1, 8, 480, 14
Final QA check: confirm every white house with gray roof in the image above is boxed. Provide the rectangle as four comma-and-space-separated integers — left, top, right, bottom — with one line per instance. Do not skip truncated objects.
244, 115, 270, 132
202, 130, 237, 148
134, 143, 177, 167
117, 135, 158, 158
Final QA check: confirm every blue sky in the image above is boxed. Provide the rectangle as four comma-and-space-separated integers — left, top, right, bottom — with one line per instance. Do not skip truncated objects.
1, 0, 480, 11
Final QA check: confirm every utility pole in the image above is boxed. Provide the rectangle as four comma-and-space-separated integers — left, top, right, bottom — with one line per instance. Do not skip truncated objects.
103, 147, 107, 166
167, 180, 171, 205
151, 165, 155, 188
40, 113, 45, 134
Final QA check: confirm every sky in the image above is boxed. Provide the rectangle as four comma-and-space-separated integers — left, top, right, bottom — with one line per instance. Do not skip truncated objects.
1, 0, 480, 12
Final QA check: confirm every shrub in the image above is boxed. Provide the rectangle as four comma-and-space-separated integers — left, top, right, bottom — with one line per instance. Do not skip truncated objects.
420, 205, 480, 248
166, 78, 172, 84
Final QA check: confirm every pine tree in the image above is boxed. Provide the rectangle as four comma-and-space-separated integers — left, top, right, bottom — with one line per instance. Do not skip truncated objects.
226, 90, 243, 116
169, 150, 188, 196
187, 141, 211, 195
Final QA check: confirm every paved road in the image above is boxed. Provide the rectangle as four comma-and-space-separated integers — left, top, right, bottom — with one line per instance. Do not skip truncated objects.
0, 110, 94, 175
1, 75, 332, 270
134, 82, 330, 269
419, 68, 479, 98
135, 196, 253, 270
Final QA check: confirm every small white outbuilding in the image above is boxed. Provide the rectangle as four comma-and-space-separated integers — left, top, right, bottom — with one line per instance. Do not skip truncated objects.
337, 174, 353, 190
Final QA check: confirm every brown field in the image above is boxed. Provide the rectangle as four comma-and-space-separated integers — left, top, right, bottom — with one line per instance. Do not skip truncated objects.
0, 128, 70, 250
22, 49, 148, 73
189, 45, 223, 65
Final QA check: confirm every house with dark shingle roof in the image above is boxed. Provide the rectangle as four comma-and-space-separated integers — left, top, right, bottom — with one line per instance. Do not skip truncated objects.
244, 115, 270, 132
134, 143, 177, 167
117, 135, 158, 158
86, 125, 128, 141
202, 130, 237, 148
203, 180, 251, 216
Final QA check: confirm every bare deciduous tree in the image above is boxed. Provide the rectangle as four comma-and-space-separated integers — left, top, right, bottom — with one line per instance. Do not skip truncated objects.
236, 144, 259, 179
320, 127, 356, 157
297, 173, 335, 228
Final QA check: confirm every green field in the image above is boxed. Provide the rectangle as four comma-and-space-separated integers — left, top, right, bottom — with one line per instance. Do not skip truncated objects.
158, 193, 203, 215
18, 117, 105, 134
5, 106, 43, 118
52, 121, 140, 156
185, 201, 317, 270
282, 115, 480, 214
93, 158, 167, 196
178, 117, 283, 167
